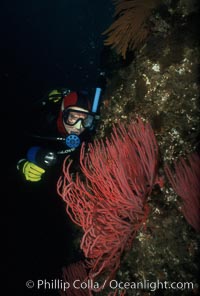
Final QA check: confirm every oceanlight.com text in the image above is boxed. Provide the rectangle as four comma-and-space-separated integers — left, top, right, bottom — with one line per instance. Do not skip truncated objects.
109, 279, 194, 291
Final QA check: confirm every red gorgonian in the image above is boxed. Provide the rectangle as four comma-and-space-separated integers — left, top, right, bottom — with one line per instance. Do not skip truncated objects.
57, 118, 160, 291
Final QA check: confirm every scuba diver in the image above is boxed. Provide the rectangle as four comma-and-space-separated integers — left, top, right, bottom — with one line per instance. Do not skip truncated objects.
17, 74, 105, 182
13, 76, 105, 284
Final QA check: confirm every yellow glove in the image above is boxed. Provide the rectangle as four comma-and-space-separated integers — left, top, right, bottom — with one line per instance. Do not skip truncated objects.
22, 161, 45, 182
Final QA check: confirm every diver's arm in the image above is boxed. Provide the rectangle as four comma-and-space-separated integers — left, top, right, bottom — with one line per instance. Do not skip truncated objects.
17, 147, 57, 182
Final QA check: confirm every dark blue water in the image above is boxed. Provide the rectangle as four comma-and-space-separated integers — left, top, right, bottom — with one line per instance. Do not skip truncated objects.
2, 1, 113, 294
1, 0, 113, 104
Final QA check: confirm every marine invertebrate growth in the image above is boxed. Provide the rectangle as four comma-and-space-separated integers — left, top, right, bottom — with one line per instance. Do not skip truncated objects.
102, 0, 160, 59
57, 118, 160, 291
60, 261, 89, 296
164, 152, 200, 232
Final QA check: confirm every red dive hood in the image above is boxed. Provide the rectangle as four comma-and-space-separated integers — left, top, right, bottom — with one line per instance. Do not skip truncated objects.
57, 91, 91, 135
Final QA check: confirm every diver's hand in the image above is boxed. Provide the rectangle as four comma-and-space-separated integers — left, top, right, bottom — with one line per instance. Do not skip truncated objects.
22, 161, 45, 182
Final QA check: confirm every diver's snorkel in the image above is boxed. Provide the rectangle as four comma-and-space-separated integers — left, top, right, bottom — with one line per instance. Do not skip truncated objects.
64, 87, 102, 149
92, 87, 102, 113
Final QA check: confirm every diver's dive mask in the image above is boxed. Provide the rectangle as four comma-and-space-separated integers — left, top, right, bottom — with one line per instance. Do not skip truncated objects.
62, 108, 95, 129
62, 87, 102, 149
